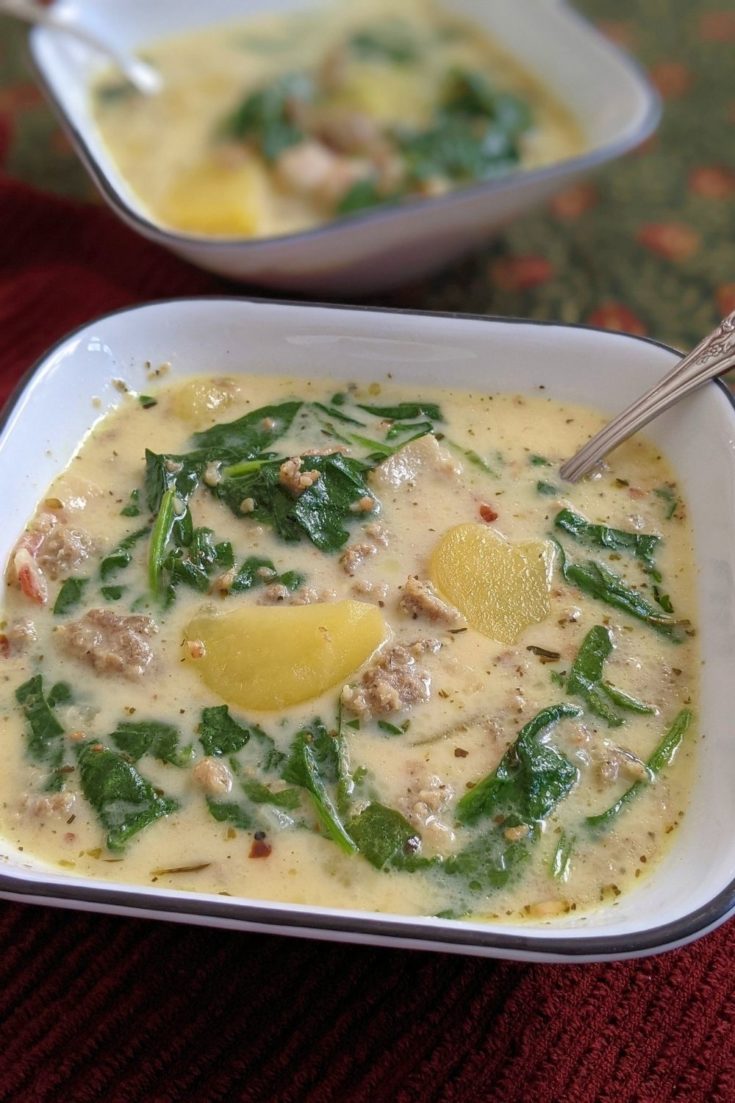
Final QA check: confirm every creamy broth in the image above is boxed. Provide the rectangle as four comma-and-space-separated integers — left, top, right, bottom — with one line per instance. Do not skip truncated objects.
91, 0, 583, 238
0, 374, 696, 922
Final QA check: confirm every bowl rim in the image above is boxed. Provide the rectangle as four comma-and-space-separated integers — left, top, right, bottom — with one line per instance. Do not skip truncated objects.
27, 0, 662, 253
0, 295, 732, 960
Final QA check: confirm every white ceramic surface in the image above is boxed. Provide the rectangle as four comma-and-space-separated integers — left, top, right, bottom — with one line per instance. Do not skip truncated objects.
1, 298, 734, 962
28, 0, 660, 294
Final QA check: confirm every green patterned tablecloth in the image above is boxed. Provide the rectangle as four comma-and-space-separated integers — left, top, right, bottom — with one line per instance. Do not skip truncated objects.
1, 1, 733, 351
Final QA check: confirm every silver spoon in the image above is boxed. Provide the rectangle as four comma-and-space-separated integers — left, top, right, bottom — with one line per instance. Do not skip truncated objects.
560, 309, 735, 483
1, 0, 162, 96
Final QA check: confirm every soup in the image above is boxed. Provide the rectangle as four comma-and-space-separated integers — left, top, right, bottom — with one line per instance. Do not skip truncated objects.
91, 0, 583, 238
0, 373, 696, 922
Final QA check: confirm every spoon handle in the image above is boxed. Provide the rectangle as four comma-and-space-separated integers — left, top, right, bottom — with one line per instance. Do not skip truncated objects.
560, 309, 735, 483
0, 0, 162, 95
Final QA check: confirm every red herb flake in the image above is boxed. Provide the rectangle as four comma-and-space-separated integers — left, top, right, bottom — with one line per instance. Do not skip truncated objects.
249, 838, 272, 859
479, 503, 498, 523
0, 635, 9, 658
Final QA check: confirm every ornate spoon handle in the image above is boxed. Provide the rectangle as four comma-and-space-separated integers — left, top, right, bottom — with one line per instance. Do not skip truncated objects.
560, 309, 735, 483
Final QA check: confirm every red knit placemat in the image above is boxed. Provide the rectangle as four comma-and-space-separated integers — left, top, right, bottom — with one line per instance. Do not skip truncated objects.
0, 176, 733, 1103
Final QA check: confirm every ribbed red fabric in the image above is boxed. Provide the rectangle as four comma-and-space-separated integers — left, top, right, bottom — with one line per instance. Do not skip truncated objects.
0, 175, 734, 1103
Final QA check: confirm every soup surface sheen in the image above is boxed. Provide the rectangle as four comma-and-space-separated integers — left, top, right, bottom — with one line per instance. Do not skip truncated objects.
0, 372, 697, 923
92, 0, 583, 237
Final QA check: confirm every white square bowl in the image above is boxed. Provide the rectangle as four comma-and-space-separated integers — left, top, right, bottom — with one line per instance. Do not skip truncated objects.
1, 298, 734, 962
28, 0, 660, 295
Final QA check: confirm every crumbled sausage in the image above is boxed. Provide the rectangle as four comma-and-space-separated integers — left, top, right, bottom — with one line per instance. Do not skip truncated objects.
192, 757, 233, 796
593, 743, 650, 787
351, 578, 390, 604
289, 586, 337, 606
37, 525, 94, 579
398, 576, 465, 627
398, 771, 455, 850
275, 140, 368, 205
4, 618, 38, 653
278, 457, 321, 496
349, 496, 376, 514
339, 542, 377, 576
56, 609, 157, 679
18, 792, 76, 819
257, 583, 291, 604
341, 643, 432, 718
364, 522, 389, 547
257, 585, 337, 606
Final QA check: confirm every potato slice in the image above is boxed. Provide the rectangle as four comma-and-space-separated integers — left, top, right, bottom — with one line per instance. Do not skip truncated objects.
430, 524, 553, 644
169, 378, 237, 426
185, 601, 386, 711
336, 63, 432, 126
159, 157, 267, 236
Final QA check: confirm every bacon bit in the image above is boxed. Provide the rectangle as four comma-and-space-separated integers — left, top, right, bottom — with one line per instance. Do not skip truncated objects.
479, 503, 498, 523
628, 486, 646, 500
454, 747, 469, 758
68, 730, 86, 742
14, 547, 48, 605
186, 639, 206, 660
0, 635, 9, 658
249, 837, 272, 859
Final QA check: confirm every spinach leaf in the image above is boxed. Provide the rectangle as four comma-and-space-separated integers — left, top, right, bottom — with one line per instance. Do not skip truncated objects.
101, 585, 125, 602
442, 69, 532, 136
148, 487, 178, 598
162, 527, 234, 596
199, 706, 253, 757
550, 831, 574, 882
445, 440, 499, 477
567, 626, 625, 726
220, 76, 310, 161
144, 451, 202, 516
109, 720, 194, 767
75, 742, 177, 852
191, 400, 302, 457
99, 526, 150, 581
600, 681, 655, 715
587, 709, 692, 831
536, 481, 559, 497
283, 723, 356, 854
230, 555, 303, 594
214, 453, 377, 552
456, 703, 582, 827
555, 542, 688, 641
554, 509, 661, 573
47, 682, 72, 707
399, 119, 515, 183
310, 402, 365, 427
442, 704, 580, 896
384, 419, 435, 442
120, 489, 141, 517
349, 22, 419, 64
241, 778, 301, 810
347, 803, 420, 870
444, 825, 534, 891
206, 798, 252, 830
337, 178, 388, 215
654, 485, 680, 520
16, 675, 65, 777
356, 401, 443, 421
53, 577, 88, 616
